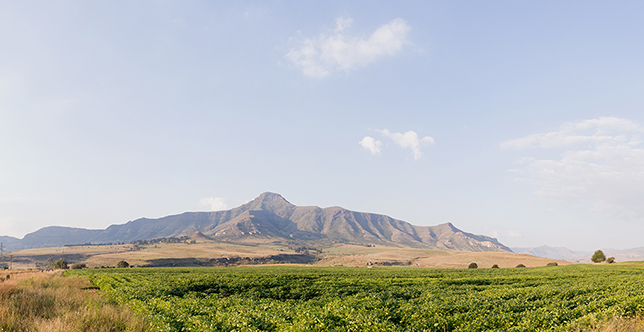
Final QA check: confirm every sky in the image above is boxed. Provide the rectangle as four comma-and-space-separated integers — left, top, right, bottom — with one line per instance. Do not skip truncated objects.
1, 1, 644, 251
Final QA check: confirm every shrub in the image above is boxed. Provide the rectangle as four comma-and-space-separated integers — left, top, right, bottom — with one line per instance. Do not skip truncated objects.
2, 265, 7, 270
547, 262, 558, 267
491, 264, 499, 269
53, 259, 68, 270
70, 263, 87, 269
468, 262, 478, 269
516, 264, 526, 268
117, 261, 130, 268
606, 257, 616, 264
591, 250, 606, 263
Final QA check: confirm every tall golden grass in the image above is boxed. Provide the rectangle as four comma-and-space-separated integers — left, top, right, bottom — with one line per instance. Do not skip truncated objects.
580, 316, 644, 332
0, 271, 149, 332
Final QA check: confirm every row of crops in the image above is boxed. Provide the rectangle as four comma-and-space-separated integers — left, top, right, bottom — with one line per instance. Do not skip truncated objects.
68, 265, 644, 331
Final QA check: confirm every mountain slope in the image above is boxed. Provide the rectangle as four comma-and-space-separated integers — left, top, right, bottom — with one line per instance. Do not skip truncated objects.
0, 235, 21, 252
1, 192, 511, 252
20, 226, 103, 249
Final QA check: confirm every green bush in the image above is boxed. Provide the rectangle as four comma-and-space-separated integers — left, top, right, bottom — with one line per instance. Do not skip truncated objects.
491, 264, 499, 269
546, 262, 558, 267
117, 261, 130, 268
71, 263, 87, 269
53, 259, 68, 270
591, 250, 606, 263
606, 257, 615, 264
515, 264, 526, 268
468, 262, 478, 269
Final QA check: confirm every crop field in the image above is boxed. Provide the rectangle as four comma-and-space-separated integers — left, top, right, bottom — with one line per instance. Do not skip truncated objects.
68, 265, 644, 331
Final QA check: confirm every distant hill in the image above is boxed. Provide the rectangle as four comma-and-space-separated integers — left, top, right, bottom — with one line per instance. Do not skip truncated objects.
511, 246, 591, 262
0, 235, 21, 252
188, 231, 214, 243
0, 192, 511, 252
512, 245, 644, 263
602, 247, 644, 262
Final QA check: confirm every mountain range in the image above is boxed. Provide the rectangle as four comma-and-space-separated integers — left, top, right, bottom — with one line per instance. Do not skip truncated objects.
512, 245, 644, 263
0, 192, 511, 253
511, 246, 592, 262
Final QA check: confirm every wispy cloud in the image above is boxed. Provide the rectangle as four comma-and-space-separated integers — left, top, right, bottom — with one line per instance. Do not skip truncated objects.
200, 197, 229, 211
502, 117, 644, 219
507, 230, 522, 238
501, 117, 640, 150
359, 136, 382, 154
377, 129, 435, 160
286, 17, 411, 78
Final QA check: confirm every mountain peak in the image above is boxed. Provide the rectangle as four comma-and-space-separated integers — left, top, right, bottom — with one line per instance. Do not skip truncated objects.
233, 192, 294, 216
255, 192, 291, 204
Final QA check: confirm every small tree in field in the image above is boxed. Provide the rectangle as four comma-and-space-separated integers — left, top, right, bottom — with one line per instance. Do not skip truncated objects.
116, 260, 129, 268
468, 262, 478, 269
516, 264, 526, 268
491, 264, 500, 269
591, 250, 606, 263
53, 259, 68, 270
606, 257, 615, 264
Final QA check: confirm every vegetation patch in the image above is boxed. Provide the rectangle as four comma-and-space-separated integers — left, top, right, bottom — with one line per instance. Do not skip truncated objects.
69, 265, 644, 331
0, 271, 148, 331
146, 253, 317, 267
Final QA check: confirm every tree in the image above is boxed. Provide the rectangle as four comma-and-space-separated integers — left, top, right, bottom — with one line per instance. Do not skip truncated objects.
591, 250, 606, 263
606, 257, 615, 264
491, 264, 499, 269
468, 262, 478, 269
71, 263, 87, 269
516, 264, 526, 268
53, 259, 68, 270
547, 262, 558, 267
116, 260, 129, 268
46, 257, 54, 269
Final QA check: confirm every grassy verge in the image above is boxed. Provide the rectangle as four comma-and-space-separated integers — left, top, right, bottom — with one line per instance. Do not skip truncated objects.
0, 271, 149, 332
572, 316, 644, 332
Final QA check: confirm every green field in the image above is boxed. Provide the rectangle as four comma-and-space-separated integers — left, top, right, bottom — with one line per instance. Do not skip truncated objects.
67, 265, 644, 331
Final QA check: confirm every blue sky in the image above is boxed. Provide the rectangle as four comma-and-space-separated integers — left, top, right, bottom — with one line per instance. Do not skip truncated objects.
1, 1, 644, 251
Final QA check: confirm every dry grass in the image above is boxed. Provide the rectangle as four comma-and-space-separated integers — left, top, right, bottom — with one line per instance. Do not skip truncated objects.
316, 245, 571, 268
9, 242, 573, 269
571, 316, 644, 332
9, 241, 290, 268
0, 271, 149, 332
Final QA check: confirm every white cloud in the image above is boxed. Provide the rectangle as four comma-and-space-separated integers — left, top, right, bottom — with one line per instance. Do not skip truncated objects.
286, 17, 411, 78
507, 230, 522, 238
200, 197, 229, 211
377, 129, 435, 160
359, 136, 382, 154
503, 117, 644, 219
500, 117, 640, 150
